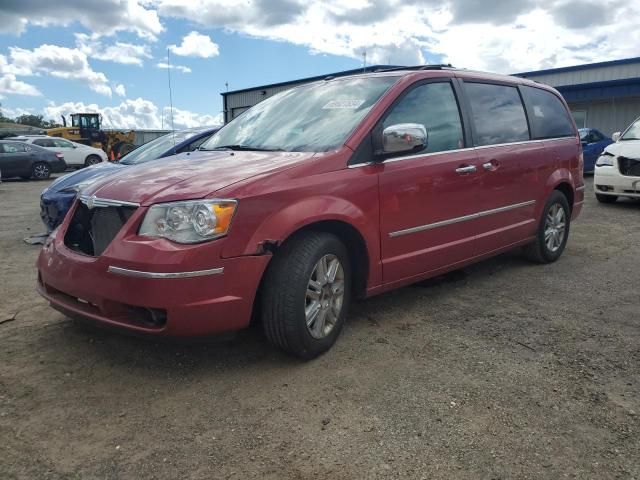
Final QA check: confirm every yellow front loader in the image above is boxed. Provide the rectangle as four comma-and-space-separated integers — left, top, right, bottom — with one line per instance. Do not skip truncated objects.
47, 113, 136, 160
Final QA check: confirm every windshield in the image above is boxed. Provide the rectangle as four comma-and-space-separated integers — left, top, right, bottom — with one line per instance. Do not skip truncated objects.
201, 76, 398, 153
578, 129, 588, 141
620, 118, 640, 141
120, 130, 201, 165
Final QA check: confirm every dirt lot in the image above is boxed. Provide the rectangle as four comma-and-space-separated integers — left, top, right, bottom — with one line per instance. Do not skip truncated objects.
0, 175, 639, 479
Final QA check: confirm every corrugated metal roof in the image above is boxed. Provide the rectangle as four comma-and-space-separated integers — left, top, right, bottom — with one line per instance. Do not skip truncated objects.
515, 57, 640, 77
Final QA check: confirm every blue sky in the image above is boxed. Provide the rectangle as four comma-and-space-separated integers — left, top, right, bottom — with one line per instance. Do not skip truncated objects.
1, 1, 638, 129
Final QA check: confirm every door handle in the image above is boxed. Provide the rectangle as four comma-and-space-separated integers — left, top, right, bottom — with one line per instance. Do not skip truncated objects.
455, 165, 477, 174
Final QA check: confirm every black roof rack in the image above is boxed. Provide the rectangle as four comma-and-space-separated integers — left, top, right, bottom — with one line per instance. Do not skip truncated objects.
375, 64, 455, 72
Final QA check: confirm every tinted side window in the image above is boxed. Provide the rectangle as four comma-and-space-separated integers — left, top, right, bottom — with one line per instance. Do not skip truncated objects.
34, 139, 55, 147
521, 86, 574, 139
465, 83, 529, 146
53, 139, 73, 148
2, 143, 26, 153
383, 82, 464, 154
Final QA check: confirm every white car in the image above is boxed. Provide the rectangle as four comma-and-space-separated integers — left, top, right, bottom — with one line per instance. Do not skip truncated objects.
11, 135, 108, 168
594, 116, 640, 203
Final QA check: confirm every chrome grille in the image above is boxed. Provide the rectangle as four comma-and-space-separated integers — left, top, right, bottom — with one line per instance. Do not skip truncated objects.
618, 156, 640, 177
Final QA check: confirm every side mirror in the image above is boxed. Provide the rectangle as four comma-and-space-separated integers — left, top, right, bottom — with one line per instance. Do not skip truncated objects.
72, 144, 78, 148
382, 123, 427, 155
612, 132, 621, 142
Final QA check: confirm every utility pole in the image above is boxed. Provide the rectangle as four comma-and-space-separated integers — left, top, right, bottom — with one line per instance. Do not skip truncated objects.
363, 50, 367, 73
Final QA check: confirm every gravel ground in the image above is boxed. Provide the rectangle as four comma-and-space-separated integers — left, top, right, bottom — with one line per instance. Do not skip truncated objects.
0, 175, 639, 479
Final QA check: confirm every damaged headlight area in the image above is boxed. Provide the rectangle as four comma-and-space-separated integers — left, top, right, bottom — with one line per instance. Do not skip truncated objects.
139, 199, 238, 244
596, 151, 615, 167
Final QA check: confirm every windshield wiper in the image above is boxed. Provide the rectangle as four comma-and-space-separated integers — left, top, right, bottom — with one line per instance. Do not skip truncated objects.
200, 144, 284, 152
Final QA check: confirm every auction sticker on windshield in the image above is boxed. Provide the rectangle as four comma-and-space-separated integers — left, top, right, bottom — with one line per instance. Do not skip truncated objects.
322, 99, 365, 109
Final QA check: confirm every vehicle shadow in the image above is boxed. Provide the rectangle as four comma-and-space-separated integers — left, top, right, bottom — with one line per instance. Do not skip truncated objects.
40, 250, 532, 375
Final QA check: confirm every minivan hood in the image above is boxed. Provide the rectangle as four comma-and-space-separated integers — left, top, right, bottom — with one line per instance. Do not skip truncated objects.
604, 140, 640, 158
86, 150, 315, 205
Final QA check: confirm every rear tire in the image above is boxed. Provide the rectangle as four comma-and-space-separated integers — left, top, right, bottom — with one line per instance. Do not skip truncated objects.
523, 190, 570, 264
85, 155, 102, 167
595, 193, 617, 204
261, 231, 351, 360
31, 162, 51, 180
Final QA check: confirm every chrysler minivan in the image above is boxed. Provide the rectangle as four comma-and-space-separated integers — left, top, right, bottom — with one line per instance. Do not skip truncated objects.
37, 66, 584, 359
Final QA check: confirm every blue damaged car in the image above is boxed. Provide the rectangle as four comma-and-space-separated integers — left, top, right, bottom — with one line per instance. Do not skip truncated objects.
39, 126, 219, 231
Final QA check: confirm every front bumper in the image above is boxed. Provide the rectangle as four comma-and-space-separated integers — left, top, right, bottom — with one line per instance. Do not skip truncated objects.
594, 166, 640, 198
36, 225, 270, 337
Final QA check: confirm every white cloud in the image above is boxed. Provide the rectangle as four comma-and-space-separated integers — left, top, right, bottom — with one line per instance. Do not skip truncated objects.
155, 0, 640, 72
44, 98, 222, 130
114, 84, 127, 97
156, 62, 192, 73
7, 45, 114, 96
169, 31, 220, 58
0, 55, 42, 96
0, 0, 163, 40
162, 106, 221, 128
75, 34, 152, 66
0, 106, 35, 118
0, 74, 42, 96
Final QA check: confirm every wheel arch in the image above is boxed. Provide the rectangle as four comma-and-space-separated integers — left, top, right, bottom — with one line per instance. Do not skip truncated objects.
283, 219, 370, 299
554, 181, 574, 211
545, 168, 577, 211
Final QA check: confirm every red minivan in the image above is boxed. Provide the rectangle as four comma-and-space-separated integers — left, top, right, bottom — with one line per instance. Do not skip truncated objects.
37, 67, 584, 359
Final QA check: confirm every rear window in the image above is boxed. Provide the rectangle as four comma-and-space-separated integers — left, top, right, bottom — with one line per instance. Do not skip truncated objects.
465, 82, 529, 146
521, 86, 574, 139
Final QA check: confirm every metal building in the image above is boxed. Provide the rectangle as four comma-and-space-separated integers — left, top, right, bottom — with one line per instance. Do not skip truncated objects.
221, 65, 397, 124
516, 57, 640, 136
221, 58, 640, 136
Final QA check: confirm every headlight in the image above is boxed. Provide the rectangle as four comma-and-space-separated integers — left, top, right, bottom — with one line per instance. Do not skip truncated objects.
595, 152, 615, 167
139, 199, 237, 244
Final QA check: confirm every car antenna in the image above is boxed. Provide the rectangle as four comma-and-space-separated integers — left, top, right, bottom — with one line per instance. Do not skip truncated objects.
167, 48, 176, 151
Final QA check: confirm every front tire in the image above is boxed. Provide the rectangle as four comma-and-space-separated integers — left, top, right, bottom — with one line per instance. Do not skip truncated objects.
523, 190, 570, 263
595, 193, 617, 204
32, 162, 51, 180
85, 155, 102, 167
261, 232, 351, 359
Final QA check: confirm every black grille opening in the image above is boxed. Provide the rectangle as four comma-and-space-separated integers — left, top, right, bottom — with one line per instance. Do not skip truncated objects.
64, 203, 136, 256
618, 157, 640, 177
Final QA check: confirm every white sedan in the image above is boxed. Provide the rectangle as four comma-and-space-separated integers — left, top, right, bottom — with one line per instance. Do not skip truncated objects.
594, 116, 640, 203
12, 136, 108, 168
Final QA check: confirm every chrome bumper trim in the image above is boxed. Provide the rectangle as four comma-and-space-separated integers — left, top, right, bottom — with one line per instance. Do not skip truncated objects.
107, 266, 224, 279
79, 194, 140, 209
576, 185, 586, 192
389, 200, 536, 238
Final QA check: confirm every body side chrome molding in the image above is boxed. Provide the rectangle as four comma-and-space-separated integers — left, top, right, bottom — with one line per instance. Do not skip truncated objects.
389, 200, 536, 238
79, 194, 140, 209
348, 139, 552, 169
575, 185, 586, 192
107, 266, 224, 279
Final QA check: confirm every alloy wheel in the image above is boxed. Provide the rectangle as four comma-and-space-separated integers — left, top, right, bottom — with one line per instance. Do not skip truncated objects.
305, 254, 345, 339
544, 203, 566, 252
33, 164, 50, 179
